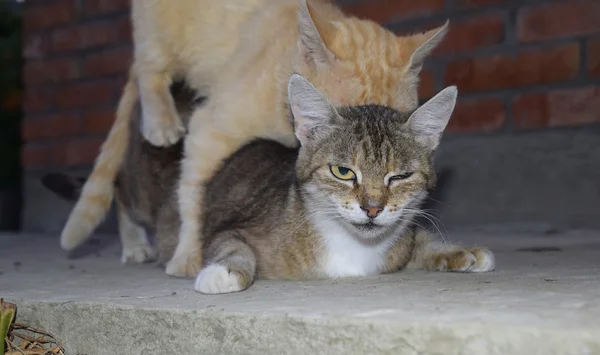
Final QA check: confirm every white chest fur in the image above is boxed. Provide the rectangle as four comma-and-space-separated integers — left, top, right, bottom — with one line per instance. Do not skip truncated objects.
312, 218, 392, 278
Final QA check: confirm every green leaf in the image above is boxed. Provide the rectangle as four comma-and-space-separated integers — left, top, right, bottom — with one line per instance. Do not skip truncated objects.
0, 298, 17, 353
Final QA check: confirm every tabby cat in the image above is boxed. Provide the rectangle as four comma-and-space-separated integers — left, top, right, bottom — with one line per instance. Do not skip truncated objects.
58, 0, 449, 278
44, 75, 495, 289
195, 74, 494, 293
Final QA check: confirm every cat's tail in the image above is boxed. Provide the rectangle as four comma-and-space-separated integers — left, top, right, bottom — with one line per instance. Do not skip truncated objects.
59, 72, 137, 251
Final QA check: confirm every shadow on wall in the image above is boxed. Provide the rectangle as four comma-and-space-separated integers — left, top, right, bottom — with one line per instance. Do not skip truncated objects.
0, 0, 23, 231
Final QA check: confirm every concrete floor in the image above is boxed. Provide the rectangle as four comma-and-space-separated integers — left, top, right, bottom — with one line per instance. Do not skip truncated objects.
1, 230, 600, 355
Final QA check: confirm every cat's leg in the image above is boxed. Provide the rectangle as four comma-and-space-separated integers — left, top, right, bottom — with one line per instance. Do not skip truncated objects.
116, 197, 157, 264
165, 107, 244, 277
154, 203, 180, 268
194, 230, 256, 294
408, 229, 495, 273
136, 67, 186, 147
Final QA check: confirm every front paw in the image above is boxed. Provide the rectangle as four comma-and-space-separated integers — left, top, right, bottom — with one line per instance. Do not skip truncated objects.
433, 247, 495, 273
142, 114, 186, 147
165, 249, 203, 278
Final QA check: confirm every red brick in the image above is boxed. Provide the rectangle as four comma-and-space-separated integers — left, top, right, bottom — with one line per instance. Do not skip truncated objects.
512, 86, 600, 129
83, 47, 132, 78
434, 13, 505, 56
447, 98, 505, 133
456, 0, 512, 8
418, 70, 436, 99
23, 0, 77, 32
23, 58, 80, 85
82, 108, 115, 134
51, 138, 104, 166
22, 113, 80, 141
22, 144, 48, 169
23, 89, 53, 114
588, 38, 600, 78
52, 17, 131, 52
343, 0, 444, 24
86, 0, 130, 15
54, 81, 115, 109
23, 34, 51, 59
445, 44, 580, 93
518, 0, 600, 43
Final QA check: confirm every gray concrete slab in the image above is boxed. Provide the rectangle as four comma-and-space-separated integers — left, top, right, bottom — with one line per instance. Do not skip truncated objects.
1, 230, 600, 355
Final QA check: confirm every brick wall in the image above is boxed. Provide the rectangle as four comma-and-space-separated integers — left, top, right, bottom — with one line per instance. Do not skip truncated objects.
343, 0, 600, 134
21, 0, 132, 171
21, 0, 600, 171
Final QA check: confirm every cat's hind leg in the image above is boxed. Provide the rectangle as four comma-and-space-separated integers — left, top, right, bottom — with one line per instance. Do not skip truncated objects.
194, 230, 256, 294
116, 198, 157, 264
408, 229, 495, 273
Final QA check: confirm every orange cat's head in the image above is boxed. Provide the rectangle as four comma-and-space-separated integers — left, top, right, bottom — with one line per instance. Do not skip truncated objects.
292, 0, 448, 111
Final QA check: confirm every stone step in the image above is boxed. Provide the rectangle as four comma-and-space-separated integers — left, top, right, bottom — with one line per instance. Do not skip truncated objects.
1, 231, 600, 354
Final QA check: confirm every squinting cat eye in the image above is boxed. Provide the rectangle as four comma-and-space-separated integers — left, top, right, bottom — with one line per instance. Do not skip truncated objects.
389, 172, 414, 182
330, 165, 356, 181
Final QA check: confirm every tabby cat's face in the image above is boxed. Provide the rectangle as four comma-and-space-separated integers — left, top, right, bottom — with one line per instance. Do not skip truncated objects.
288, 74, 456, 242
298, 106, 435, 240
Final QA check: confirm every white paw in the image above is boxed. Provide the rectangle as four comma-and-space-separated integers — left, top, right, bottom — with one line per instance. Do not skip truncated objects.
194, 264, 244, 294
121, 244, 157, 264
469, 249, 495, 273
142, 116, 186, 147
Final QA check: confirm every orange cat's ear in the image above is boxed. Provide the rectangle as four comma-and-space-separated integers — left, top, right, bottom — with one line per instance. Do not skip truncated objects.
297, 0, 336, 68
288, 74, 337, 146
401, 21, 449, 77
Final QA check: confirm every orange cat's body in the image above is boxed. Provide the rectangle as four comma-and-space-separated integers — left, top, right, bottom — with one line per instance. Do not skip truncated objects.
59, 0, 267, 251
59, 0, 449, 279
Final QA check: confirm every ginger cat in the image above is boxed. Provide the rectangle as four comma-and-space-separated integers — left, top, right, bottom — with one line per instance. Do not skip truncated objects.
58, 0, 449, 278
195, 75, 494, 293
44, 75, 495, 291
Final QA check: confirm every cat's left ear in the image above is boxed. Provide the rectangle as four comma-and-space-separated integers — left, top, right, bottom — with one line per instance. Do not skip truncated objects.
402, 21, 449, 78
288, 74, 337, 146
406, 86, 457, 150
297, 0, 336, 68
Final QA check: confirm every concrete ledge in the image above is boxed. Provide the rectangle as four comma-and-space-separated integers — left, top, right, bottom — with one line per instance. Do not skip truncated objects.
2, 231, 600, 354
21, 126, 600, 234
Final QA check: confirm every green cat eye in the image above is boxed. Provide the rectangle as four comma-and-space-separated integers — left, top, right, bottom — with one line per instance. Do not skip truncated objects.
330, 165, 356, 181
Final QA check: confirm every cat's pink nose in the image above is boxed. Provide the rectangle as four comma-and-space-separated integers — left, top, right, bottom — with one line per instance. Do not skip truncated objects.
361, 205, 383, 218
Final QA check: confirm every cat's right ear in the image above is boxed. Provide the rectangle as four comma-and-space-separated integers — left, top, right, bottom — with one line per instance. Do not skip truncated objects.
297, 0, 336, 68
288, 74, 337, 146
406, 86, 457, 151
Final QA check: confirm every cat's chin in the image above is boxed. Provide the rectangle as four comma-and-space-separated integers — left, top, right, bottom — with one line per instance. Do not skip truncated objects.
347, 220, 390, 240
350, 221, 384, 231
